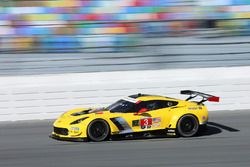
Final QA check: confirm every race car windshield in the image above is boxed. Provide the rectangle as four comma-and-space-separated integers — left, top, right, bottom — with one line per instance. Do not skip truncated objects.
106, 99, 136, 113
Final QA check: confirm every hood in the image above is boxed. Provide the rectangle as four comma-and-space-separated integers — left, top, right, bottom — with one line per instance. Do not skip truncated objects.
55, 107, 109, 125
71, 107, 106, 116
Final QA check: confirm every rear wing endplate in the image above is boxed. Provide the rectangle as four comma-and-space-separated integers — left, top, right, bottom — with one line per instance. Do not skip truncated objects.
180, 90, 220, 104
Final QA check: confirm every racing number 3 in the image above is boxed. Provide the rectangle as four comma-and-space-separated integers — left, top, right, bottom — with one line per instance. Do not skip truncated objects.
140, 118, 152, 129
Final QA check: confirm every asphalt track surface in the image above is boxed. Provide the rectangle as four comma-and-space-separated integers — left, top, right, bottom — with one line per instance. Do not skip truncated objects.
0, 110, 249, 167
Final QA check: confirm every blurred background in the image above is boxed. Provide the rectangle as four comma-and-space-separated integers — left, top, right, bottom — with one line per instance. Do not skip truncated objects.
1, 0, 250, 75
1, 2, 250, 166
1, 0, 250, 122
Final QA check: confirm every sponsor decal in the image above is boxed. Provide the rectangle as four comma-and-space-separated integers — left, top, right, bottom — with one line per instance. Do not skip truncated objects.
167, 129, 176, 136
167, 129, 175, 133
189, 106, 202, 110
132, 120, 139, 127
167, 133, 176, 136
188, 107, 198, 110
140, 118, 152, 129
152, 117, 161, 128
139, 117, 162, 129
70, 127, 80, 134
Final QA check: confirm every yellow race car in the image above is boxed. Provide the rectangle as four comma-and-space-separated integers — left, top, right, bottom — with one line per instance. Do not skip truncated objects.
51, 90, 219, 142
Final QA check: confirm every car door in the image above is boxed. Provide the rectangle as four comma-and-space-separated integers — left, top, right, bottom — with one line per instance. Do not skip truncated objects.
108, 100, 154, 133
137, 100, 179, 131
107, 99, 145, 134
137, 100, 169, 131
114, 100, 171, 133
109, 100, 175, 134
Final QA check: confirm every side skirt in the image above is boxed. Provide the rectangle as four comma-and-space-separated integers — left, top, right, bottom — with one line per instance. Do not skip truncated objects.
110, 129, 177, 141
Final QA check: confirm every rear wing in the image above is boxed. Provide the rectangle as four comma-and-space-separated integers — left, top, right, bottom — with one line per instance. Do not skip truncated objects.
180, 90, 220, 104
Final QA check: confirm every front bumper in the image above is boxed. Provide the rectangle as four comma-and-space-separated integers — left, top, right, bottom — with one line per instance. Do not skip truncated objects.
52, 124, 88, 139
50, 133, 87, 142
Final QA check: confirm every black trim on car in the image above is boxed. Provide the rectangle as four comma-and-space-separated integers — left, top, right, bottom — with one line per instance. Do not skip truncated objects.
110, 118, 125, 130
53, 126, 68, 135
50, 134, 87, 142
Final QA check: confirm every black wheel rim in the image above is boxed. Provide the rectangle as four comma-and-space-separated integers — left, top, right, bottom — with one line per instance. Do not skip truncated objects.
180, 117, 197, 135
89, 121, 108, 139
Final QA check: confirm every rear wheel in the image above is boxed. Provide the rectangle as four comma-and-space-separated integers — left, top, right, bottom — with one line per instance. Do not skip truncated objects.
177, 114, 199, 137
87, 119, 110, 142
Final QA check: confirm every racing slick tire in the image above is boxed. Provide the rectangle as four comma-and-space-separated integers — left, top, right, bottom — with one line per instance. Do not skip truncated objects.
177, 114, 199, 137
87, 119, 110, 142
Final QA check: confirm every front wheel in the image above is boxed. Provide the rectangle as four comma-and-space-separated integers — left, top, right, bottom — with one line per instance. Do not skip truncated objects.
177, 114, 199, 137
87, 119, 110, 142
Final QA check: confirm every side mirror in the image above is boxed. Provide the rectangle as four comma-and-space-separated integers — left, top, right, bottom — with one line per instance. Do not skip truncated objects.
134, 108, 148, 115
139, 108, 148, 113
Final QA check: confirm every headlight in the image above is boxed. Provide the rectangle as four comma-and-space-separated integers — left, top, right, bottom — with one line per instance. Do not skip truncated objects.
70, 117, 88, 125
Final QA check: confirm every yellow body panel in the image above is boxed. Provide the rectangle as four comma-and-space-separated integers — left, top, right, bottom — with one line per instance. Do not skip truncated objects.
52, 95, 209, 140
